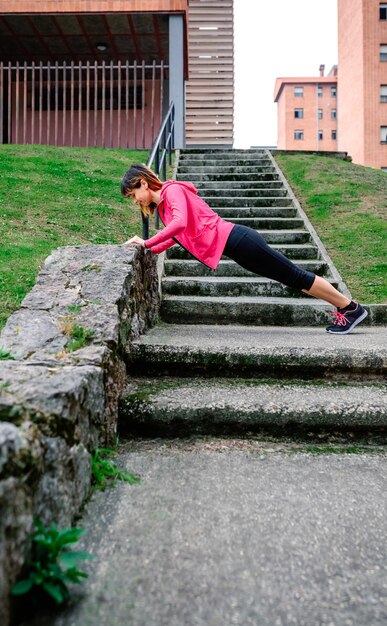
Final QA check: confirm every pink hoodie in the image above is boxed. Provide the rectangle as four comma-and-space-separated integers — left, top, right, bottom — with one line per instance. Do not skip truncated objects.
144, 180, 234, 270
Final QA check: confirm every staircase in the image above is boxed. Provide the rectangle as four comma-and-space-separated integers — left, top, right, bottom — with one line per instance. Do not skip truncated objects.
120, 149, 386, 439
160, 149, 346, 326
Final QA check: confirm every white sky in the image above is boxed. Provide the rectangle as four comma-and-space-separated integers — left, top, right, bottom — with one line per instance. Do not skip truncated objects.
233, 0, 338, 148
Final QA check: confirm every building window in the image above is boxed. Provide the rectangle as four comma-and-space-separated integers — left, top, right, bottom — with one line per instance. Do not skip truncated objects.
331, 109, 337, 119
317, 86, 323, 97
331, 86, 337, 97
380, 4, 387, 19
318, 130, 323, 140
381, 85, 387, 102
294, 130, 304, 140
381, 127, 387, 143
294, 87, 303, 97
380, 45, 387, 61
332, 130, 337, 140
318, 109, 323, 120
294, 108, 304, 118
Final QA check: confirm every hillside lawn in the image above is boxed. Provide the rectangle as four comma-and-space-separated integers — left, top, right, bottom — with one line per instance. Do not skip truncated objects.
0, 144, 149, 330
274, 153, 387, 305
0, 147, 386, 331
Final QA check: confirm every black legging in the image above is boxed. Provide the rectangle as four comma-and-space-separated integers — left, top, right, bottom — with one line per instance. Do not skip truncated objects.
223, 224, 316, 291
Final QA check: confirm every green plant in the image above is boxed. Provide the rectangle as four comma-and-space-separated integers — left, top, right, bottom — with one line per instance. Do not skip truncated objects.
0, 346, 14, 360
274, 153, 387, 302
11, 519, 93, 605
67, 305, 83, 313
92, 447, 140, 490
65, 323, 94, 352
81, 264, 101, 272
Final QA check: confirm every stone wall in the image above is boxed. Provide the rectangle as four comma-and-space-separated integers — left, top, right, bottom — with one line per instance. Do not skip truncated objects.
0, 244, 159, 625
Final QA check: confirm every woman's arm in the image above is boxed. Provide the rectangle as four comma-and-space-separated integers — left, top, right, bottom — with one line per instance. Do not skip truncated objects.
148, 238, 176, 254
145, 185, 188, 248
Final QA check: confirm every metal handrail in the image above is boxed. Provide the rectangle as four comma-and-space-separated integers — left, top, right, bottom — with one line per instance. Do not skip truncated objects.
142, 102, 175, 239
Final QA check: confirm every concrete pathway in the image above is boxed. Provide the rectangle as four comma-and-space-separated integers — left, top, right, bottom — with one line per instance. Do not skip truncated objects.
27, 439, 387, 626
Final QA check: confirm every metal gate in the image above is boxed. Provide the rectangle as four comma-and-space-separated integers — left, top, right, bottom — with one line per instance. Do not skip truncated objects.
0, 60, 168, 149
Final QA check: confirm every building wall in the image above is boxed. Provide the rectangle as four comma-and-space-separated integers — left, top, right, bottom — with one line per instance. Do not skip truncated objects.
337, 0, 365, 164
338, 0, 387, 169
277, 81, 337, 151
362, 0, 387, 168
0, 1, 187, 13
277, 90, 287, 148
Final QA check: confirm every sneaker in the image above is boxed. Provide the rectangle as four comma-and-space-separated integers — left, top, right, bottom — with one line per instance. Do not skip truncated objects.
326, 302, 368, 335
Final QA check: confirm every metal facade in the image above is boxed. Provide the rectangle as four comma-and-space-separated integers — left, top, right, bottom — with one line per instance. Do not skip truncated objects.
185, 0, 234, 146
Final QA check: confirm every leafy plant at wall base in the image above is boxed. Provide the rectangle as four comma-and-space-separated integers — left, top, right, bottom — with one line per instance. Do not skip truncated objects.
11, 519, 93, 606
92, 448, 141, 489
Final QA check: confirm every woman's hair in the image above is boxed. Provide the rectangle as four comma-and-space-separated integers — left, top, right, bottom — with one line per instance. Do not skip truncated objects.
121, 163, 162, 217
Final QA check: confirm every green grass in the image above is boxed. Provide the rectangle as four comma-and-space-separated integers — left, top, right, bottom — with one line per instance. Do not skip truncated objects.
0, 144, 150, 330
274, 153, 387, 303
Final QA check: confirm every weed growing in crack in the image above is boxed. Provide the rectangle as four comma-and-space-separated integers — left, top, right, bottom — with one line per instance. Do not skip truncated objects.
0, 346, 15, 360
65, 323, 94, 352
92, 448, 140, 490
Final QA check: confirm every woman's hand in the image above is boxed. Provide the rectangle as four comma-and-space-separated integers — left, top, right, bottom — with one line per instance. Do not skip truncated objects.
124, 236, 146, 247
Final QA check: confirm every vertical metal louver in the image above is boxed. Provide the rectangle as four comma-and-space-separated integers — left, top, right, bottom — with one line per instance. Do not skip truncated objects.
186, 0, 234, 145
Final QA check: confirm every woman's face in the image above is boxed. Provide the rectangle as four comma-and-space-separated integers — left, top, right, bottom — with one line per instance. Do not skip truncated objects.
129, 179, 152, 207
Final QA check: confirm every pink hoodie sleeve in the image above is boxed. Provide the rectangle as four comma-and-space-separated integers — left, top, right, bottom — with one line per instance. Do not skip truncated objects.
145, 185, 188, 248
148, 238, 176, 254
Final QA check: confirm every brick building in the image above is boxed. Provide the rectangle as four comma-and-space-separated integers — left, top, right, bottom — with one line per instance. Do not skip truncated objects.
274, 0, 387, 170
0, 0, 235, 149
338, 0, 387, 169
274, 65, 338, 152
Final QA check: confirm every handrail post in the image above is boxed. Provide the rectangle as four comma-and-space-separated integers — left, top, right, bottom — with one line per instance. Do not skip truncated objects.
154, 148, 160, 229
162, 127, 167, 181
142, 214, 149, 240
145, 101, 175, 238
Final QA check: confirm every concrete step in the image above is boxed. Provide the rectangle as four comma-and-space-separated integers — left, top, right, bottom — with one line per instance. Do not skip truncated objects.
214, 207, 298, 218
160, 296, 336, 326
119, 377, 387, 436
167, 243, 319, 262
222, 217, 304, 229
205, 197, 295, 208
224, 230, 312, 244
162, 276, 338, 298
179, 151, 268, 161
126, 324, 387, 380
177, 166, 277, 175
163, 259, 329, 278
176, 169, 280, 185
192, 181, 285, 190
176, 173, 280, 182
178, 159, 273, 168
197, 188, 289, 198
180, 148, 267, 155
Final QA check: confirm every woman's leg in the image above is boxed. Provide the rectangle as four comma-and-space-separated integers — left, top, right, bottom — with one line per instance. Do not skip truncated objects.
302, 275, 351, 308
223, 225, 367, 333
224, 225, 349, 306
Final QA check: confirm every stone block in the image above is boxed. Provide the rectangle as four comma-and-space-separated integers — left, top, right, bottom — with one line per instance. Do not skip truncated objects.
0, 243, 160, 625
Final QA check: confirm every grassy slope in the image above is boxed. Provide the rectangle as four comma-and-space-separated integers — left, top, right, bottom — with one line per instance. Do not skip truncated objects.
1, 148, 385, 330
0, 145, 149, 329
274, 153, 387, 303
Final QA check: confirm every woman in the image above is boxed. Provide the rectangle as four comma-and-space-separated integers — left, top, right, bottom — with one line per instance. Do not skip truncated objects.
121, 163, 367, 335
